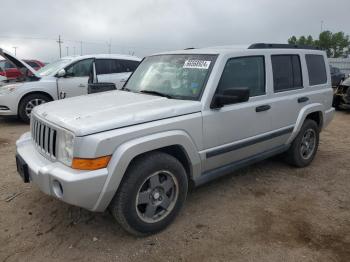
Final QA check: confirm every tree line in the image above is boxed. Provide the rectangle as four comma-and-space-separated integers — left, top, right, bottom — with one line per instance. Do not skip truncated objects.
288, 31, 350, 58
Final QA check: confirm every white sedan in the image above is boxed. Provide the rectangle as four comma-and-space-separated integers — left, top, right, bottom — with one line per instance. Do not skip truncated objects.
0, 49, 141, 123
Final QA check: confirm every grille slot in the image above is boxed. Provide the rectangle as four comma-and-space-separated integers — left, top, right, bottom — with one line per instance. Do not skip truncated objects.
31, 117, 57, 158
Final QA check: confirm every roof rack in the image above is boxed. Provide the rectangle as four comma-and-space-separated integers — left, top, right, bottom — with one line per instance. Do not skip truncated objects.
184, 47, 196, 50
248, 43, 320, 50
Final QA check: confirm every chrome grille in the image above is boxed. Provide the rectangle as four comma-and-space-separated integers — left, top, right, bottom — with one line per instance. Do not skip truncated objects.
31, 117, 57, 158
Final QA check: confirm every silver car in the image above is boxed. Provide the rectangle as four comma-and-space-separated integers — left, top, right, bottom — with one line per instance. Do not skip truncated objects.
16, 43, 334, 235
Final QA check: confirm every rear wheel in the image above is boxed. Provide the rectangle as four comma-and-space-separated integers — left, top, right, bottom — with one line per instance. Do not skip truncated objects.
109, 152, 188, 236
286, 119, 319, 167
18, 94, 51, 123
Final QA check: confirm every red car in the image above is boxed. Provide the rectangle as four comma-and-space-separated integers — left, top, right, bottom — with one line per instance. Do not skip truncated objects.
0, 59, 45, 79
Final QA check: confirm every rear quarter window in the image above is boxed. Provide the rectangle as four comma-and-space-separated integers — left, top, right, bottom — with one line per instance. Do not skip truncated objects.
305, 54, 327, 86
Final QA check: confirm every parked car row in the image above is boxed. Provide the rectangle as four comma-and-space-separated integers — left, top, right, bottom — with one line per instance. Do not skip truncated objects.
14, 43, 334, 236
0, 49, 141, 122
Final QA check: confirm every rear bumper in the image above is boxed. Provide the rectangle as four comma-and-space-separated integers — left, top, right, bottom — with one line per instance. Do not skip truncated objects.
16, 132, 109, 211
323, 108, 335, 128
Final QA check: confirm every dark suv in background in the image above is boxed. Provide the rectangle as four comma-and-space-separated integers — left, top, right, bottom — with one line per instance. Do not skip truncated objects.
330, 66, 345, 87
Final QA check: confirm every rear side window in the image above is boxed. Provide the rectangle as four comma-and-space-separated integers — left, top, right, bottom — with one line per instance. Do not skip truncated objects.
271, 55, 302, 92
217, 56, 265, 97
305, 55, 327, 85
96, 59, 123, 74
120, 60, 139, 72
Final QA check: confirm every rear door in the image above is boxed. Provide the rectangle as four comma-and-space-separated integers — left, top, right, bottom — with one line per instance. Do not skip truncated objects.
268, 54, 305, 133
57, 58, 94, 98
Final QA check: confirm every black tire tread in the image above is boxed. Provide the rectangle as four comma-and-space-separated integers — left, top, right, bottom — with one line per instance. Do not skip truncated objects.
285, 119, 319, 168
109, 151, 188, 236
18, 93, 51, 123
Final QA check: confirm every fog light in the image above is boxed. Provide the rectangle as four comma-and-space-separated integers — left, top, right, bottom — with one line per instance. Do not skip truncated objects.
52, 180, 63, 198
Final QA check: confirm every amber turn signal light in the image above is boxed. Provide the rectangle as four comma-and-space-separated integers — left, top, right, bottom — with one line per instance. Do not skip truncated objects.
72, 156, 111, 170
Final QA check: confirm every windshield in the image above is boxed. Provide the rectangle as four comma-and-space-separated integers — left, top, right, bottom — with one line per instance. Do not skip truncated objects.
125, 54, 217, 100
37, 58, 73, 76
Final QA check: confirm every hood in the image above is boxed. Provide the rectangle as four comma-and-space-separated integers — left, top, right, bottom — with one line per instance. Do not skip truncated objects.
33, 91, 202, 136
0, 48, 40, 78
341, 77, 350, 87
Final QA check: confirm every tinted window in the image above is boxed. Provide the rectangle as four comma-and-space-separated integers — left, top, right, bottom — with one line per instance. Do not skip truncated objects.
120, 60, 139, 72
4, 61, 15, 69
65, 58, 93, 77
305, 54, 327, 85
96, 59, 123, 74
272, 55, 302, 92
217, 56, 265, 97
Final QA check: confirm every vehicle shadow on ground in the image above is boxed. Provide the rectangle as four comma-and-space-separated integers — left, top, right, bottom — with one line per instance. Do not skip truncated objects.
43, 156, 286, 241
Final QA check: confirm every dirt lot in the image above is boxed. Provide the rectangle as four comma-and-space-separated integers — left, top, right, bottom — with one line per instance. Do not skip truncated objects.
0, 112, 349, 262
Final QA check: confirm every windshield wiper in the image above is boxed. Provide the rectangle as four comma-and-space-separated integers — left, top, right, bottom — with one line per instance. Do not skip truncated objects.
139, 90, 173, 98
121, 86, 131, 91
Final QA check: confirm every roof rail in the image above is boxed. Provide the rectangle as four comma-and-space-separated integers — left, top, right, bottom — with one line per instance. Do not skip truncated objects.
248, 43, 320, 50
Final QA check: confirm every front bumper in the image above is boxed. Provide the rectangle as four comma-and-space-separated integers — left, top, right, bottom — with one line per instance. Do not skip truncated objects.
0, 94, 17, 115
16, 132, 109, 211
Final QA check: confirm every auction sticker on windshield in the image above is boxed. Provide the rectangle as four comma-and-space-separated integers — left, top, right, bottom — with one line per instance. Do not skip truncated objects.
183, 60, 211, 69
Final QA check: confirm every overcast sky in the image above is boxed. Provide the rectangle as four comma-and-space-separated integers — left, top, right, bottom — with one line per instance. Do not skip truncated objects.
1, 0, 349, 62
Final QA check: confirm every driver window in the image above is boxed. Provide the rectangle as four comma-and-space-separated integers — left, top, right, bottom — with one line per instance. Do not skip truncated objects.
65, 59, 93, 77
217, 56, 265, 97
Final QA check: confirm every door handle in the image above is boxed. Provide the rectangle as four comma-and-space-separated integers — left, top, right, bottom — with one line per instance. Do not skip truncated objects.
255, 105, 271, 112
298, 97, 309, 103
78, 84, 86, 88
120, 79, 127, 83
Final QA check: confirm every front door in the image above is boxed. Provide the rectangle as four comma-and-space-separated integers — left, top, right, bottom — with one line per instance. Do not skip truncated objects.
57, 58, 94, 99
202, 56, 273, 172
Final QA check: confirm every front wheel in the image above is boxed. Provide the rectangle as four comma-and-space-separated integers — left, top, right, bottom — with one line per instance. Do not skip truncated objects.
285, 119, 319, 167
18, 94, 51, 123
109, 152, 188, 236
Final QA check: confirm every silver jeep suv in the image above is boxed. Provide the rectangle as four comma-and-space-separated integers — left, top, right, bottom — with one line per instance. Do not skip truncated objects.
16, 43, 334, 235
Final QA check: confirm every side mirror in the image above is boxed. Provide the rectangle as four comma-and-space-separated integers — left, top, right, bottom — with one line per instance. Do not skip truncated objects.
211, 87, 250, 109
57, 69, 66, 78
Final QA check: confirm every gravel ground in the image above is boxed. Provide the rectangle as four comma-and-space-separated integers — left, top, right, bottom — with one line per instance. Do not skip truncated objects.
0, 112, 349, 262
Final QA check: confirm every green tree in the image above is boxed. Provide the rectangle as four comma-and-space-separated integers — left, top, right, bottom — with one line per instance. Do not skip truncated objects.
287, 31, 350, 58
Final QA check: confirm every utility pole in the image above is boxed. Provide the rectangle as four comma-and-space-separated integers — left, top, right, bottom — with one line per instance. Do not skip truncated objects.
321, 21, 324, 33
66, 46, 69, 56
57, 35, 63, 58
12, 46, 18, 56
80, 41, 83, 55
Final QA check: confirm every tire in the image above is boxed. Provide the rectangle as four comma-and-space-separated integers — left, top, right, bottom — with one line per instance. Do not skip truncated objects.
109, 151, 188, 236
285, 119, 319, 168
18, 93, 51, 123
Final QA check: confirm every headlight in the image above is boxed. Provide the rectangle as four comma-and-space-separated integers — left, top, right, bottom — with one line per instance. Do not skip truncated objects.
57, 131, 75, 166
0, 84, 21, 95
